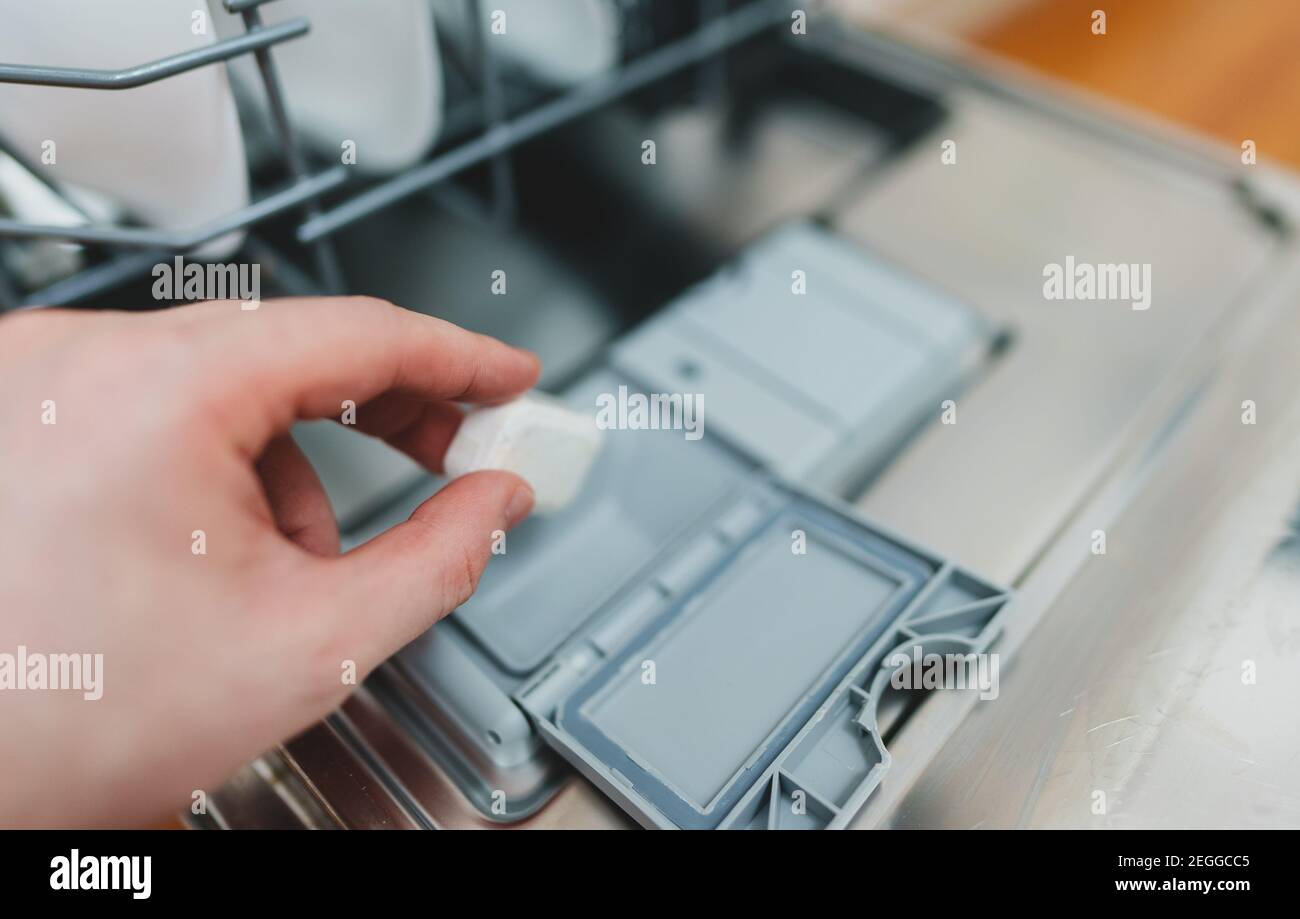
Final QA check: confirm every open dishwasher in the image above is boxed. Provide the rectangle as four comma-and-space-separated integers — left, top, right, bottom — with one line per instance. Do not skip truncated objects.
4, 1, 1298, 830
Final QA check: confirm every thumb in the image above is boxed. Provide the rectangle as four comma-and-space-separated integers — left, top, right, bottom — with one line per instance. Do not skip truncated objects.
320, 471, 533, 674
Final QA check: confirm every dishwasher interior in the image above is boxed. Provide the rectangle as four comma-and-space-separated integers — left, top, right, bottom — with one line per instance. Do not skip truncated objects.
7, 3, 1295, 829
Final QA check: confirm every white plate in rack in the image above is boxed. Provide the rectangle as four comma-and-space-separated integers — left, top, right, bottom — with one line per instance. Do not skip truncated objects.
213, 0, 444, 175
431, 0, 622, 88
0, 0, 249, 257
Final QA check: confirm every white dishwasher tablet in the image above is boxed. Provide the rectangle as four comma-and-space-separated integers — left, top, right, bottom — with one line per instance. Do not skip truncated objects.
444, 394, 604, 513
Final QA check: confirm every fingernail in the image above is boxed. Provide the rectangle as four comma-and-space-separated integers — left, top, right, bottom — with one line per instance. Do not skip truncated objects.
505, 484, 534, 528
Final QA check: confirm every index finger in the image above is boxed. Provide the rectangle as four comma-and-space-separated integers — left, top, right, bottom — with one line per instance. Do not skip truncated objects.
179, 297, 540, 456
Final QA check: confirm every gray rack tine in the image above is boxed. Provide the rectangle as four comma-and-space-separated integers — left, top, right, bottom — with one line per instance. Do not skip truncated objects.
0, 260, 19, 310
467, 0, 516, 226
298, 0, 787, 244
231, 1, 344, 293
0, 18, 308, 89
0, 167, 346, 249
697, 0, 731, 103
223, 0, 278, 11
17, 250, 171, 311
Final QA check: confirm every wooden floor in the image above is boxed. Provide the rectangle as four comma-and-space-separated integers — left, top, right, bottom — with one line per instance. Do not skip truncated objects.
969, 0, 1300, 168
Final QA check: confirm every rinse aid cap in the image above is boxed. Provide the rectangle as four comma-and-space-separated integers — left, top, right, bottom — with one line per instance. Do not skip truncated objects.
444, 392, 605, 514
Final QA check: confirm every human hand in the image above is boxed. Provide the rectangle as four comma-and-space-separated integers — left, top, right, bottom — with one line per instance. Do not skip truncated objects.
0, 297, 539, 827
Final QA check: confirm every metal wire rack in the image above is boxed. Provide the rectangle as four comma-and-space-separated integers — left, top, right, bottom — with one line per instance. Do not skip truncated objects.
0, 0, 792, 310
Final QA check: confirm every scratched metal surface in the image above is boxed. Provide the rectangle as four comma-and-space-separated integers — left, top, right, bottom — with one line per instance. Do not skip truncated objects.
827, 29, 1300, 828
861, 251, 1300, 827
